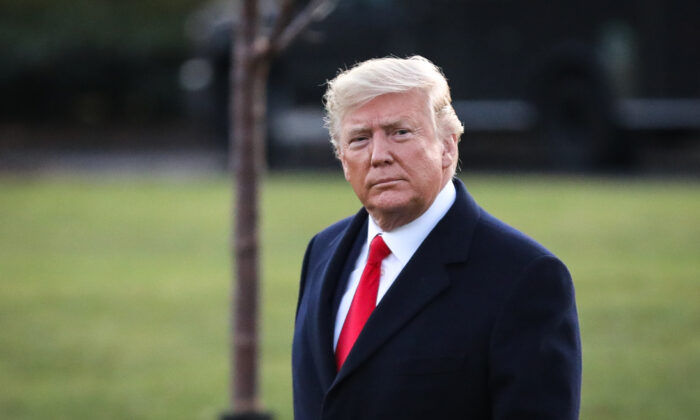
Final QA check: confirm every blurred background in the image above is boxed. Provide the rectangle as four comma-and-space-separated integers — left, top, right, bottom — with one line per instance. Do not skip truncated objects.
1, 0, 699, 419
2, 0, 700, 172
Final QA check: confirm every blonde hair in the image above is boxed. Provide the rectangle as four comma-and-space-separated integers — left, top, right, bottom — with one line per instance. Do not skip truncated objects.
323, 55, 464, 157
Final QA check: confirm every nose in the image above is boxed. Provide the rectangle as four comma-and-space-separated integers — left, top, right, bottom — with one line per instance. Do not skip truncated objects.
370, 133, 394, 166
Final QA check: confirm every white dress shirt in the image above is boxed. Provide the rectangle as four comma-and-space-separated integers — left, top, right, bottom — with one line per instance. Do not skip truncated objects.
333, 180, 457, 349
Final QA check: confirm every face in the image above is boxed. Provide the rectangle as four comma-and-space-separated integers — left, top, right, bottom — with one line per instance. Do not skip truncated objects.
338, 90, 457, 231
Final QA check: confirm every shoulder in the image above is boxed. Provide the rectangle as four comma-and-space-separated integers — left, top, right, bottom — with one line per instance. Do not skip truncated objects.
470, 209, 576, 328
305, 214, 355, 258
471, 209, 558, 268
448, 178, 555, 267
303, 210, 366, 266
314, 214, 356, 245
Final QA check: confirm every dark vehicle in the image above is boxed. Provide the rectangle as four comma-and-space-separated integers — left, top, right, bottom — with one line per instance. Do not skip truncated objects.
185, 0, 700, 170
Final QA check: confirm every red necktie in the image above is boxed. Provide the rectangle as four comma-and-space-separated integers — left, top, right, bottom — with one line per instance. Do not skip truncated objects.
336, 234, 392, 370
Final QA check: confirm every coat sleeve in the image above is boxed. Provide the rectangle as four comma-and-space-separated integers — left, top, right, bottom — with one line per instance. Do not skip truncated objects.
489, 255, 582, 420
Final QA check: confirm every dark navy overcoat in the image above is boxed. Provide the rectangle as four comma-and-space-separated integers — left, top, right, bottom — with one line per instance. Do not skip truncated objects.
292, 178, 581, 420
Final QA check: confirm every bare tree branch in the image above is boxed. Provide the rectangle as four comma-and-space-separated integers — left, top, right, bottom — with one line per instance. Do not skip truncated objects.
267, 0, 296, 46
266, 0, 337, 57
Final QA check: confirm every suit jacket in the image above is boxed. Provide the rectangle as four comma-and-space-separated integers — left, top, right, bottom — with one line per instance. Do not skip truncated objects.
292, 178, 581, 420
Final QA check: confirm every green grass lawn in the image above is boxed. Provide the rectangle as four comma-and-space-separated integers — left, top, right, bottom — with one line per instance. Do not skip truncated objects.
1, 172, 699, 419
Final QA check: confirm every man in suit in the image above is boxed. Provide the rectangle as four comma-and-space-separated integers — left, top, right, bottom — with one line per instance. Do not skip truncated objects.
292, 56, 581, 419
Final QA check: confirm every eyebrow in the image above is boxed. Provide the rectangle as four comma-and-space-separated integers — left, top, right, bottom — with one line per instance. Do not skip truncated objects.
344, 118, 417, 138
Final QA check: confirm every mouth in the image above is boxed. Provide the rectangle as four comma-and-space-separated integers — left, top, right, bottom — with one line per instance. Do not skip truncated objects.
370, 178, 403, 188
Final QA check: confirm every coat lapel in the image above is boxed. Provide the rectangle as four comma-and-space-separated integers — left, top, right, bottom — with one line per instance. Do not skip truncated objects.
330, 178, 481, 387
307, 209, 368, 390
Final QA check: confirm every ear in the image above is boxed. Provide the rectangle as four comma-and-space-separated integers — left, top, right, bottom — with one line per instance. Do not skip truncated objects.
441, 133, 458, 169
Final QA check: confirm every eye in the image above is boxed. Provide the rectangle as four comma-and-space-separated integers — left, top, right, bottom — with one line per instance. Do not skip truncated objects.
347, 136, 368, 148
393, 128, 411, 137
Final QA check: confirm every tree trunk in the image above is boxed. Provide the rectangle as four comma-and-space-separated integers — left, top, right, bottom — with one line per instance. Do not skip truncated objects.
223, 1, 336, 418
227, 0, 271, 415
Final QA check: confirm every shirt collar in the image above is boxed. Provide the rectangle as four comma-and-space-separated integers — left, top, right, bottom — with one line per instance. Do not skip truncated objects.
367, 179, 456, 265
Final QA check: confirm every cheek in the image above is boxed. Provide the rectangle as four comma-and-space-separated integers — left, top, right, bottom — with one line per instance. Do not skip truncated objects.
409, 146, 444, 173
340, 156, 351, 180
341, 151, 370, 180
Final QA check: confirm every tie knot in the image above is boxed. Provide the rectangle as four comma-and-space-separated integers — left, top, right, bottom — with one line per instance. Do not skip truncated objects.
367, 234, 391, 265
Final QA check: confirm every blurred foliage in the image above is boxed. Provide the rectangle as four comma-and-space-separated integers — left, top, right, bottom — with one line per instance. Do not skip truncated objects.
0, 0, 206, 123
0, 0, 201, 63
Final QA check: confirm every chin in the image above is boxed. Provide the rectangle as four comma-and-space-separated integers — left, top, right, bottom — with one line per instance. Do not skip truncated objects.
368, 196, 423, 223
367, 191, 411, 210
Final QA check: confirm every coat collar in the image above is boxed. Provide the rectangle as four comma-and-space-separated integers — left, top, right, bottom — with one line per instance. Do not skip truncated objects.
321, 178, 482, 390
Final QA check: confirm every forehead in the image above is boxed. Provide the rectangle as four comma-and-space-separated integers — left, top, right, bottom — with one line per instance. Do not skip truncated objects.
340, 91, 432, 134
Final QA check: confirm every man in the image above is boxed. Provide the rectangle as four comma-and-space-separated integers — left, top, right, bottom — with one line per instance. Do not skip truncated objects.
292, 56, 581, 419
